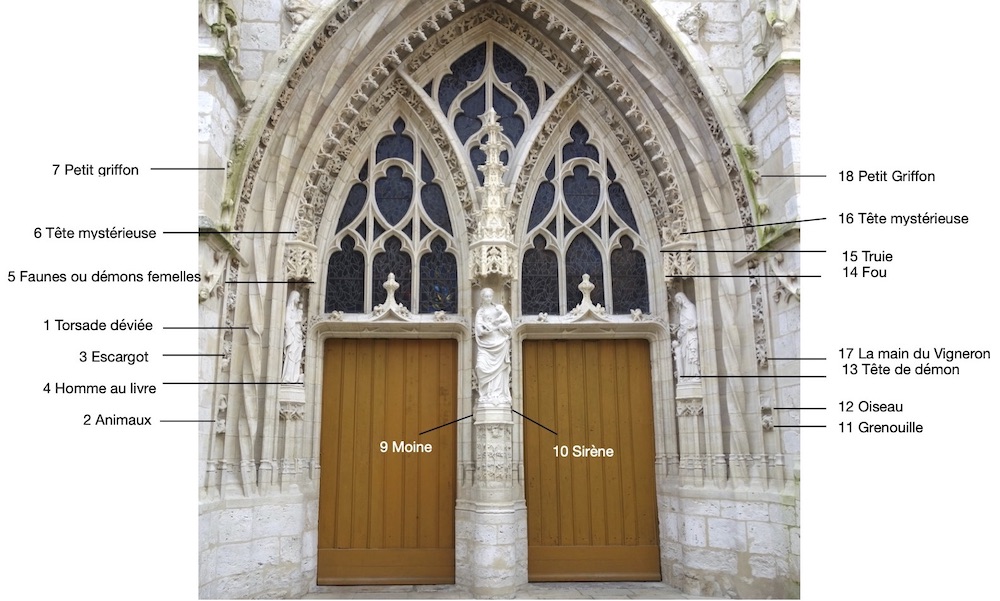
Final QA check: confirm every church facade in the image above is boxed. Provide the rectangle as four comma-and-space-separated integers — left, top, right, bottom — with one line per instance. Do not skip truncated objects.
198, 1, 801, 598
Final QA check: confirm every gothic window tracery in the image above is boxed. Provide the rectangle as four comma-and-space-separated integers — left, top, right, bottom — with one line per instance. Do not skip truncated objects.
325, 118, 459, 314
426, 39, 547, 184
521, 123, 650, 315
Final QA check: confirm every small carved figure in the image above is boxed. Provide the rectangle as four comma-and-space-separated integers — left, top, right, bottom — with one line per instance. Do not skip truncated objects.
281, 290, 305, 384
475, 288, 513, 405
284, 0, 317, 32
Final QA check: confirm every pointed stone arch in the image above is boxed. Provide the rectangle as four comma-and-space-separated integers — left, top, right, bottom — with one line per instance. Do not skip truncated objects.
201, 1, 798, 598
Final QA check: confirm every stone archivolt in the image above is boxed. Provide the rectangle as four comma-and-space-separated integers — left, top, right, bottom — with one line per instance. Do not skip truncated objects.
212, 0, 775, 497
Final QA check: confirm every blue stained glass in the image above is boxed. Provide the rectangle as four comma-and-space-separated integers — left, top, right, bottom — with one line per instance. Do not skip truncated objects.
423, 81, 433, 97
527, 182, 555, 231
372, 236, 412, 310
438, 43, 487, 113
336, 182, 367, 230
374, 166, 413, 226
608, 218, 619, 235
494, 44, 538, 117
420, 221, 430, 239
438, 77, 468, 115
419, 237, 458, 313
373, 221, 385, 239
420, 153, 434, 184
608, 182, 639, 230
565, 234, 604, 309
359, 160, 368, 182
521, 236, 559, 315
493, 86, 524, 145
512, 78, 539, 117
421, 182, 452, 234
545, 158, 555, 181
454, 85, 486, 142
607, 160, 617, 181
375, 118, 414, 164
563, 165, 600, 222
562, 122, 599, 162
355, 218, 367, 238
402, 219, 413, 238
493, 44, 527, 83
544, 84, 554, 100
546, 219, 557, 238
611, 236, 648, 313
470, 146, 486, 185
325, 236, 365, 313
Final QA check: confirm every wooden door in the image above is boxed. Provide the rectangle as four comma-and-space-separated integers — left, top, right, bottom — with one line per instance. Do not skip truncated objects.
318, 338, 457, 584
522, 339, 660, 581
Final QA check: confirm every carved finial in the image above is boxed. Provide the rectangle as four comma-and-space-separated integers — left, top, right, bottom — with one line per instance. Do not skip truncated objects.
372, 272, 412, 320
566, 274, 608, 322
579, 274, 595, 302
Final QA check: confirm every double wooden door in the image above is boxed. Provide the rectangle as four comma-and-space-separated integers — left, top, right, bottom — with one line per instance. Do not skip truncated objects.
318, 338, 457, 584
522, 339, 660, 581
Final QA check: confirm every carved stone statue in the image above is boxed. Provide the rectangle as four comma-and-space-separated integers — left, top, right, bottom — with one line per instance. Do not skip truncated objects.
673, 291, 700, 379
281, 290, 305, 384
474, 288, 513, 405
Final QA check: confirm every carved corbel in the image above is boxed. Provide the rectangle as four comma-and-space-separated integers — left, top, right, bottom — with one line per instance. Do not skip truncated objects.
678, 3, 708, 43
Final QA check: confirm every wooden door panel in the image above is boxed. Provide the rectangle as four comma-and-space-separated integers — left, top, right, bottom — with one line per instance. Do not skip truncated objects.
523, 339, 660, 581
318, 338, 457, 585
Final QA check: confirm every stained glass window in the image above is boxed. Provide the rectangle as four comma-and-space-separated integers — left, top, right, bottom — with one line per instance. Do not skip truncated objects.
527, 182, 555, 231
374, 166, 413, 226
521, 236, 559, 315
611, 236, 649, 313
608, 180, 639, 230
327, 113, 459, 314
375, 118, 414, 164
565, 234, 604, 309
563, 166, 600, 222
372, 236, 412, 310
563, 122, 600, 162
438, 42, 487, 114
522, 122, 649, 315
419, 237, 458, 313
325, 237, 365, 313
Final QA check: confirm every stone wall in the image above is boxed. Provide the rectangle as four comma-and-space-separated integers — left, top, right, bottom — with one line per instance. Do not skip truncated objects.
200, 496, 318, 599
661, 489, 799, 598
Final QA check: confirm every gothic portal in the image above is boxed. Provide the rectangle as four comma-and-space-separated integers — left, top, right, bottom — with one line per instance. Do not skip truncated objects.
198, 1, 801, 598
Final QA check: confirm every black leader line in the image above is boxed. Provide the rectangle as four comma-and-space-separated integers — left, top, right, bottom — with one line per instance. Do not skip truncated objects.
683, 217, 826, 236
150, 167, 225, 171
161, 231, 299, 234
419, 415, 473, 436
661, 249, 827, 253
759, 174, 827, 178
225, 280, 314, 284
162, 326, 248, 330
162, 381, 286, 385
698, 375, 827, 378
512, 408, 558, 436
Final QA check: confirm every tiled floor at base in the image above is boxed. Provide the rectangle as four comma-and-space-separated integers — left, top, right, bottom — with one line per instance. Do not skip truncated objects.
303, 581, 713, 599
